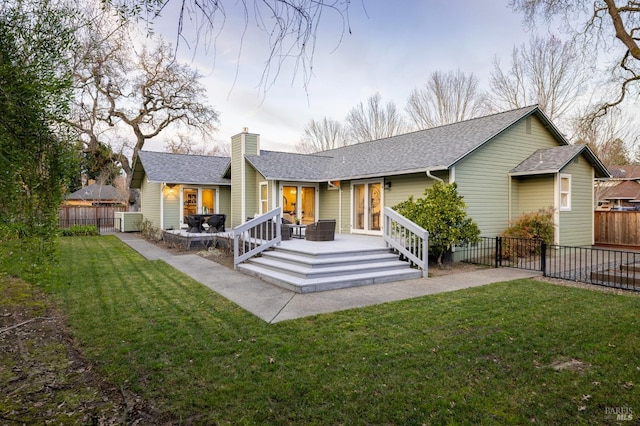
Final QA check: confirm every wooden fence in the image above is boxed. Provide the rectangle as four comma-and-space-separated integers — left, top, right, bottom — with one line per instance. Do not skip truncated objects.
594, 211, 640, 248
58, 206, 127, 231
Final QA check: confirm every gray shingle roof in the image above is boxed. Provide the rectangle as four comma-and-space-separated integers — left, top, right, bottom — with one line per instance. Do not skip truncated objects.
245, 151, 334, 181
66, 183, 126, 202
509, 144, 609, 178
249, 105, 548, 181
130, 151, 231, 188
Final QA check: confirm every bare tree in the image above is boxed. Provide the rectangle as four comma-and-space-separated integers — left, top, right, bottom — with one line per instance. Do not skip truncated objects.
345, 93, 408, 143
571, 108, 638, 166
488, 35, 586, 122
295, 117, 346, 153
109, 0, 353, 92
510, 0, 640, 119
406, 70, 487, 129
70, 8, 219, 184
165, 134, 230, 156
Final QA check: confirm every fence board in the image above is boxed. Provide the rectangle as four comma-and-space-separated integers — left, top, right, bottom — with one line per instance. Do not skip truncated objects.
595, 211, 640, 247
58, 206, 127, 231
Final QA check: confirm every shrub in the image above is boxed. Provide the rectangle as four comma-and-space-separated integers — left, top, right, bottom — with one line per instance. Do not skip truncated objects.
139, 219, 162, 242
502, 208, 555, 243
393, 182, 480, 267
500, 208, 555, 259
60, 225, 99, 237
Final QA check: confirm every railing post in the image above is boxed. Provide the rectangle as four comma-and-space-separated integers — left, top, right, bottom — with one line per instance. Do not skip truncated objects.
540, 241, 547, 276
494, 236, 500, 268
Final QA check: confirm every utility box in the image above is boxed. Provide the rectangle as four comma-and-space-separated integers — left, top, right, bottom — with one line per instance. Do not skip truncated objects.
115, 212, 143, 232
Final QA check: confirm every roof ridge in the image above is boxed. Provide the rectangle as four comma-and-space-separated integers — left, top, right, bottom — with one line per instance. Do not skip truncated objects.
316, 105, 540, 155
140, 150, 230, 160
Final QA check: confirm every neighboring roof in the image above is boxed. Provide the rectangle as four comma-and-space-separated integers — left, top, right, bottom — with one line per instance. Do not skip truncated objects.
130, 151, 231, 188
248, 105, 564, 181
600, 180, 640, 201
66, 183, 126, 202
607, 165, 640, 180
509, 144, 609, 178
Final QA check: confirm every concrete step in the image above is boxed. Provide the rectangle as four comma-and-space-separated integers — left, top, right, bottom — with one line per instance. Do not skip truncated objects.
237, 242, 424, 293
260, 250, 400, 268
237, 262, 423, 293
271, 246, 394, 260
248, 256, 412, 279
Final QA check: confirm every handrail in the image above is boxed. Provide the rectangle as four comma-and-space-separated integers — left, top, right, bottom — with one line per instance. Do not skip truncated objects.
233, 207, 283, 269
382, 206, 429, 278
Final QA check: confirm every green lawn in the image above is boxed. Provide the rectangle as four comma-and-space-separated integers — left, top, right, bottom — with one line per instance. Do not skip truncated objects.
42, 236, 640, 423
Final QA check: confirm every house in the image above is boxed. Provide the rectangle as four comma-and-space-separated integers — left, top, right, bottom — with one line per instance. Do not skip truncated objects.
130, 105, 609, 247
65, 183, 127, 206
596, 165, 640, 210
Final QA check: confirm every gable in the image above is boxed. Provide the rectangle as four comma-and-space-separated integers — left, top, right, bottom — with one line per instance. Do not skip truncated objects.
130, 151, 231, 189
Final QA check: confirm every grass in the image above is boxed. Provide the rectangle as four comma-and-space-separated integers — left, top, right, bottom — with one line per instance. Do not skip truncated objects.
34, 236, 640, 423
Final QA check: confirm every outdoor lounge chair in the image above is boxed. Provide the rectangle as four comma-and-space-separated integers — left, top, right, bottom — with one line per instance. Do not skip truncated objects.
206, 214, 226, 233
186, 215, 202, 233
305, 219, 336, 241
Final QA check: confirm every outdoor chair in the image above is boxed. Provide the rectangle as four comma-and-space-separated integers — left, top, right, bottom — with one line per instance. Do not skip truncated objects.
281, 218, 293, 240
206, 214, 226, 233
186, 215, 202, 233
305, 219, 336, 241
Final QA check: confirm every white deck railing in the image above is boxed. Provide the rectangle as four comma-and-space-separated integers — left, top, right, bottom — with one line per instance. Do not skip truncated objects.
233, 207, 283, 269
382, 207, 429, 278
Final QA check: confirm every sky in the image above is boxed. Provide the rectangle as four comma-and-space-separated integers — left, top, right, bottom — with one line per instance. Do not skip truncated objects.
143, 1, 560, 153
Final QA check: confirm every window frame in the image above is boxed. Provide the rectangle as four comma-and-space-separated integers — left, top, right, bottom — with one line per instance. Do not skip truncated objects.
559, 174, 571, 211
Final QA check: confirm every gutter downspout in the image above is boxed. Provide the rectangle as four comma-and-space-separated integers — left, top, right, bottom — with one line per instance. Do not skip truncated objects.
426, 170, 444, 182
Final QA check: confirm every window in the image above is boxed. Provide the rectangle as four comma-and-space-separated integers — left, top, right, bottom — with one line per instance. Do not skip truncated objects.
259, 183, 268, 214
559, 174, 571, 211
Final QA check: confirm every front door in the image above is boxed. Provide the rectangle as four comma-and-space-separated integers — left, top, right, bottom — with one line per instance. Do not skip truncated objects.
352, 181, 382, 234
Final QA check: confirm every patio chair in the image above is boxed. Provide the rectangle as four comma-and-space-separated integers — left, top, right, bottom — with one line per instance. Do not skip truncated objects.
281, 218, 293, 240
206, 214, 226, 233
305, 219, 336, 241
186, 215, 202, 233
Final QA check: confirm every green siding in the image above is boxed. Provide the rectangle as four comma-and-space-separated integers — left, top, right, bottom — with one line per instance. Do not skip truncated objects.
383, 172, 448, 208
558, 157, 594, 246
230, 132, 259, 227
218, 186, 231, 229
140, 180, 161, 229
455, 116, 562, 237
163, 186, 181, 230
515, 176, 554, 215
319, 183, 346, 232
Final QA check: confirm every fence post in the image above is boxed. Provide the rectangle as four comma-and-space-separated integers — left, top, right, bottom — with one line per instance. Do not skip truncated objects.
540, 241, 547, 276
495, 236, 500, 268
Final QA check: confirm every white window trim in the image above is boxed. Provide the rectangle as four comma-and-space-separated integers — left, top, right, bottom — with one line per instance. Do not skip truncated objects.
259, 182, 268, 214
350, 179, 384, 236
559, 174, 571, 211
279, 182, 319, 223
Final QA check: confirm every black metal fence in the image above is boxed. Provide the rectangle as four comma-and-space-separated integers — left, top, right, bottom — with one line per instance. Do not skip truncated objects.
459, 236, 640, 292
58, 217, 118, 233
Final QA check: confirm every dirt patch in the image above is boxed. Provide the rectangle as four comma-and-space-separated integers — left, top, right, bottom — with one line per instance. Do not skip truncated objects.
196, 246, 236, 269
427, 262, 489, 277
0, 276, 172, 425
550, 358, 591, 374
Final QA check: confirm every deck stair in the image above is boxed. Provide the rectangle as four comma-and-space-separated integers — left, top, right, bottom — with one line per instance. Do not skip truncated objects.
237, 244, 423, 293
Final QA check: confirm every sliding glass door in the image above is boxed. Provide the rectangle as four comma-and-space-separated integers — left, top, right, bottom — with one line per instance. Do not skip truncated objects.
352, 181, 382, 234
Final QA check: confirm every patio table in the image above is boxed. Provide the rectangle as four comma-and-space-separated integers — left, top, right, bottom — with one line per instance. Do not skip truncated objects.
290, 224, 307, 239
187, 214, 210, 233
